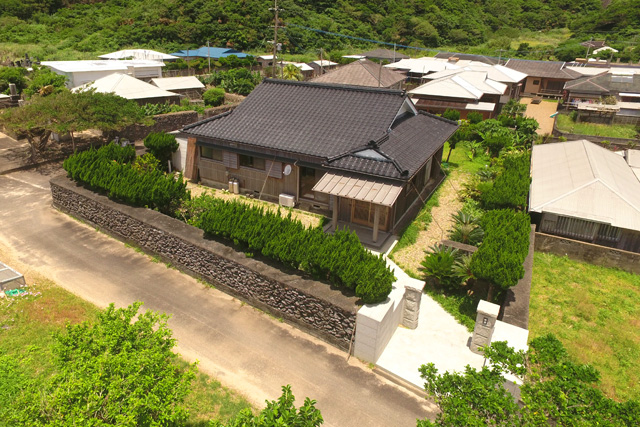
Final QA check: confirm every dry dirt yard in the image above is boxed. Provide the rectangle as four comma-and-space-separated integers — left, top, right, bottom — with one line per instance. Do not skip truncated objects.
391, 170, 471, 276
187, 182, 323, 229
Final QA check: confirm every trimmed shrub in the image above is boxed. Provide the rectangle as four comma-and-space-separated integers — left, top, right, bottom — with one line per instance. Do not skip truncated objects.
467, 111, 483, 124
63, 143, 189, 216
481, 154, 531, 210
143, 132, 179, 171
470, 209, 530, 290
202, 87, 225, 107
196, 197, 394, 303
443, 109, 461, 121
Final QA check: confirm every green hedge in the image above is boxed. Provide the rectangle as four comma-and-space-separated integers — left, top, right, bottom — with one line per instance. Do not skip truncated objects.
198, 199, 394, 303
63, 144, 189, 216
470, 209, 530, 290
481, 154, 531, 210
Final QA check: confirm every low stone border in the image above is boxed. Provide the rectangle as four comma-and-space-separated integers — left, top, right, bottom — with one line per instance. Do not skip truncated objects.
50, 176, 357, 350
535, 232, 640, 275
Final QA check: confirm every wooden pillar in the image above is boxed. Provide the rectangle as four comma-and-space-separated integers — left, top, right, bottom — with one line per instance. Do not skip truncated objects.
332, 196, 339, 230
372, 204, 380, 243
184, 137, 199, 181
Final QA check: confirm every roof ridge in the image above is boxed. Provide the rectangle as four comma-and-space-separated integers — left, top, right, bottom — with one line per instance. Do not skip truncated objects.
182, 110, 233, 130
263, 78, 404, 95
417, 110, 459, 125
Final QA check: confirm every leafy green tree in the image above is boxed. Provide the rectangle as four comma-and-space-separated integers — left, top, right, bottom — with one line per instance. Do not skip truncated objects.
282, 63, 303, 81
211, 385, 323, 426
14, 302, 197, 426
23, 66, 68, 97
0, 66, 27, 93
443, 109, 461, 122
419, 335, 640, 427
143, 131, 179, 171
203, 87, 226, 106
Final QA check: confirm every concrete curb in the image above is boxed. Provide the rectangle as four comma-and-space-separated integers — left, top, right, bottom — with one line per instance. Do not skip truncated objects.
373, 364, 426, 399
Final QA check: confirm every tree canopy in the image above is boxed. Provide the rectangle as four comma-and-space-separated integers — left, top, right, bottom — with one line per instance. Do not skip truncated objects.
12, 302, 197, 426
419, 334, 640, 427
0, 89, 148, 160
0, 0, 637, 61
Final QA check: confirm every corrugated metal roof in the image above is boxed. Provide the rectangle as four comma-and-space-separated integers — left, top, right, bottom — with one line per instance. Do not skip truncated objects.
312, 172, 403, 206
151, 76, 204, 91
99, 49, 177, 60
410, 71, 507, 100
170, 47, 249, 59
42, 60, 164, 73
530, 140, 640, 231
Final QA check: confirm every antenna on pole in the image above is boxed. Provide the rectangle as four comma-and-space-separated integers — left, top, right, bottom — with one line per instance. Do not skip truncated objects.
269, 0, 284, 78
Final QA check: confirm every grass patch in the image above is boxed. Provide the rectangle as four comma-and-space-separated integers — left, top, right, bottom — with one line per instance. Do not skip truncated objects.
529, 252, 640, 402
556, 114, 638, 139
0, 278, 253, 424
423, 282, 488, 332
443, 142, 491, 174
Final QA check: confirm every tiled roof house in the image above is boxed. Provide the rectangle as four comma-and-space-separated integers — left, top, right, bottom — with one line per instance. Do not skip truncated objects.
181, 79, 458, 243
311, 59, 406, 89
505, 59, 581, 96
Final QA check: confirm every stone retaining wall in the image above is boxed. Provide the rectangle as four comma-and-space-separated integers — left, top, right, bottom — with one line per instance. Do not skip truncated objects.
535, 232, 640, 275
50, 176, 357, 350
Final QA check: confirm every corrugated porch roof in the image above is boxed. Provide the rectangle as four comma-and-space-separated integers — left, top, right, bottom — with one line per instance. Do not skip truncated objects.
312, 172, 403, 207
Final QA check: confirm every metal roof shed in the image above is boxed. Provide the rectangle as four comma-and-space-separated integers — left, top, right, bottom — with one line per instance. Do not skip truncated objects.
0, 261, 25, 291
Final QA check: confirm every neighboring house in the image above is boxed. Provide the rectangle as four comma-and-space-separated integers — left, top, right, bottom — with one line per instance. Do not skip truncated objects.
42, 60, 164, 87
359, 48, 409, 63
409, 70, 508, 119
308, 60, 338, 76
151, 76, 205, 99
170, 47, 250, 60
256, 54, 276, 68
98, 49, 178, 61
530, 140, 640, 254
180, 79, 458, 244
311, 59, 405, 89
421, 64, 527, 100
504, 59, 581, 96
564, 72, 640, 121
434, 52, 500, 65
385, 57, 490, 82
73, 73, 181, 105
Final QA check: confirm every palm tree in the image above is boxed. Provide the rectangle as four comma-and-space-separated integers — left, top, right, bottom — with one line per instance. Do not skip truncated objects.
282, 63, 303, 81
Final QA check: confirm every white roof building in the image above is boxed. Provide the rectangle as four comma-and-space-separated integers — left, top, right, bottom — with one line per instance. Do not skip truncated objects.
410, 71, 507, 100
531, 140, 640, 232
424, 64, 527, 85
98, 49, 178, 61
73, 73, 180, 104
151, 76, 204, 91
42, 60, 164, 87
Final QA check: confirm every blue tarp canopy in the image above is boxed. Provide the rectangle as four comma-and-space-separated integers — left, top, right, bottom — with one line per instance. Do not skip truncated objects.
170, 47, 250, 59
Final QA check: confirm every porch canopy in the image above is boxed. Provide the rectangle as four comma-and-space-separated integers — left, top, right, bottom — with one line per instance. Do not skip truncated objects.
312, 172, 403, 207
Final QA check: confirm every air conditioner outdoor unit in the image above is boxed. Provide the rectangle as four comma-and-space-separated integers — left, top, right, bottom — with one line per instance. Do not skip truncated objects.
279, 193, 295, 208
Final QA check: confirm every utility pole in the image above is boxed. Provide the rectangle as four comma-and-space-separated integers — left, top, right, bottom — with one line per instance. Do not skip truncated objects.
320, 48, 324, 75
207, 40, 211, 74
585, 37, 593, 61
269, 0, 283, 78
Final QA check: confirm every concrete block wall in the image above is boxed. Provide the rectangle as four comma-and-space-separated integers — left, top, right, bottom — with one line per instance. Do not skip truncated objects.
353, 282, 405, 363
50, 176, 357, 350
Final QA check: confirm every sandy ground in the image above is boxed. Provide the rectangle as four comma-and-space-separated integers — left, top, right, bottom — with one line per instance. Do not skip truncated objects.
521, 97, 559, 136
392, 171, 470, 275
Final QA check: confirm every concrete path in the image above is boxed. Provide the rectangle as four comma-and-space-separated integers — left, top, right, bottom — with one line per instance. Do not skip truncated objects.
376, 260, 484, 389
0, 166, 436, 427
521, 97, 559, 136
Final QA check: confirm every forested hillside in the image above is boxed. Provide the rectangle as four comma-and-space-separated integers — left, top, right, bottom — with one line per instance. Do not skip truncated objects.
0, 0, 638, 61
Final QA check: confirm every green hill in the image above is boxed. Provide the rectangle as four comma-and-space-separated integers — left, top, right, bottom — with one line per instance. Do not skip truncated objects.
0, 0, 638, 61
